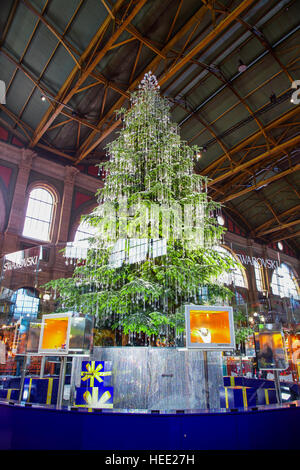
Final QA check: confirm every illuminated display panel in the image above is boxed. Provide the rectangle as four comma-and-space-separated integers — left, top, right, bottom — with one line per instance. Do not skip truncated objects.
38, 313, 72, 355
255, 328, 288, 370
185, 305, 235, 350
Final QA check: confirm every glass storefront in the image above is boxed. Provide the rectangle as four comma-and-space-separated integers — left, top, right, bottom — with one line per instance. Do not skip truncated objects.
0, 243, 299, 411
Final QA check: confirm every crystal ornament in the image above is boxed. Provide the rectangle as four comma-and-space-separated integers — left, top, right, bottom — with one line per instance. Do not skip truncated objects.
44, 72, 234, 339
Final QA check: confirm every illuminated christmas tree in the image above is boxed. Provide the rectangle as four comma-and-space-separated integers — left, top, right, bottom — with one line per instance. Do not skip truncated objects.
45, 72, 234, 345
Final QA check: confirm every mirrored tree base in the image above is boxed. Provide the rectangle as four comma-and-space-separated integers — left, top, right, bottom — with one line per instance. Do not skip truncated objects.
71, 347, 223, 410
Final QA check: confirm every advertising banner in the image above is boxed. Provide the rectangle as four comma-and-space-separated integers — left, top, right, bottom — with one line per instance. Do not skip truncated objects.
185, 305, 235, 350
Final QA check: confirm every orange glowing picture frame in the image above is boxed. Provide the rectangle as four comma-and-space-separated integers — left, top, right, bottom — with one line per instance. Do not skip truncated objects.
38, 313, 72, 355
185, 305, 235, 350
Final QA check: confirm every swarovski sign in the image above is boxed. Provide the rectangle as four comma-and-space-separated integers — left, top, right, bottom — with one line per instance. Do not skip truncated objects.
236, 253, 279, 270
3, 255, 39, 272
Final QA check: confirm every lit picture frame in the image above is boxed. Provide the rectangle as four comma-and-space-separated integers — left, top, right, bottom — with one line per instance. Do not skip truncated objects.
38, 313, 72, 355
254, 324, 288, 371
185, 305, 235, 351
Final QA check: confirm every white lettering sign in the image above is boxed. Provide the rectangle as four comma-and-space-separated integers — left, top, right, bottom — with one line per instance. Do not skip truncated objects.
236, 253, 279, 269
3, 255, 39, 272
291, 80, 300, 105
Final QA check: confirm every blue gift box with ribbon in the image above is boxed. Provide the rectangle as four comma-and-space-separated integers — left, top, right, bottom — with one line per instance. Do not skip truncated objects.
22, 377, 59, 405
219, 386, 257, 409
256, 388, 277, 405
80, 361, 112, 388
75, 386, 114, 408
0, 388, 20, 400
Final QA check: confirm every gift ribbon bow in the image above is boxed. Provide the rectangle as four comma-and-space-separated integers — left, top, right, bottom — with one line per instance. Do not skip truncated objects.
81, 362, 111, 387
83, 389, 113, 408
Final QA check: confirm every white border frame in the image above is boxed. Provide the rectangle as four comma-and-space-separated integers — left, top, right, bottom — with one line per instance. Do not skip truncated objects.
185, 304, 235, 351
38, 313, 72, 355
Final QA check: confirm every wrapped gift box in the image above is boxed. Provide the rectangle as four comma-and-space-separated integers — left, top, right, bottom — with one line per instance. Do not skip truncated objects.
256, 388, 277, 405
3, 377, 21, 390
243, 378, 275, 389
219, 386, 257, 409
0, 388, 20, 400
80, 361, 112, 388
75, 386, 114, 409
22, 377, 59, 405
223, 376, 244, 387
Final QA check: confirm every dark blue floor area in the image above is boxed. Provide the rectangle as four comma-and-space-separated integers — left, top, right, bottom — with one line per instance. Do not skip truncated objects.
0, 402, 300, 450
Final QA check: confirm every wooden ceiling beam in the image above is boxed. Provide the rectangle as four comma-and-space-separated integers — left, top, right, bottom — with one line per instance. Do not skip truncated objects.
272, 229, 300, 243
253, 204, 300, 234
75, 3, 210, 161
257, 219, 300, 237
76, 0, 256, 163
0, 0, 20, 46
0, 48, 102, 132
22, 0, 81, 69
29, 0, 146, 149
158, 0, 256, 87
30, 0, 125, 148
0, 105, 75, 160
220, 163, 300, 203
202, 106, 300, 176
209, 133, 300, 188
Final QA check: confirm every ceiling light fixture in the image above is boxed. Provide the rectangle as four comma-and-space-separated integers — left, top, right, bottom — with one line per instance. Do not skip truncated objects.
217, 214, 225, 226
277, 241, 283, 251
238, 59, 247, 73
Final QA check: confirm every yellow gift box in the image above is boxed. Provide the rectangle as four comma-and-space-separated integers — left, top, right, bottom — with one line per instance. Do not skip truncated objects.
80, 361, 112, 388
75, 386, 114, 411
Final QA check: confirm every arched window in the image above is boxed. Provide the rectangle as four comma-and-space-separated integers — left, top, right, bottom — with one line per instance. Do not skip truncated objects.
214, 245, 248, 288
74, 220, 97, 243
254, 263, 264, 292
65, 219, 97, 261
271, 263, 299, 300
23, 188, 54, 241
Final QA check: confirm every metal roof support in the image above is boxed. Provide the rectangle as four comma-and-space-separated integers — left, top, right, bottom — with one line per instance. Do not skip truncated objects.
76, 0, 256, 163
29, 0, 147, 149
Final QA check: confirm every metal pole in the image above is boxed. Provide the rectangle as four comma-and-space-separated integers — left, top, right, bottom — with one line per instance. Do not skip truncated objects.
18, 355, 29, 403
57, 356, 67, 408
203, 350, 210, 409
274, 370, 282, 404
39, 355, 46, 378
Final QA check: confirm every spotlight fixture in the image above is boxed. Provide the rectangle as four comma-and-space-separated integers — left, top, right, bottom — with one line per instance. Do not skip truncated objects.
277, 241, 283, 251
41, 94, 46, 102
270, 93, 277, 104
238, 59, 247, 73
253, 312, 258, 317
